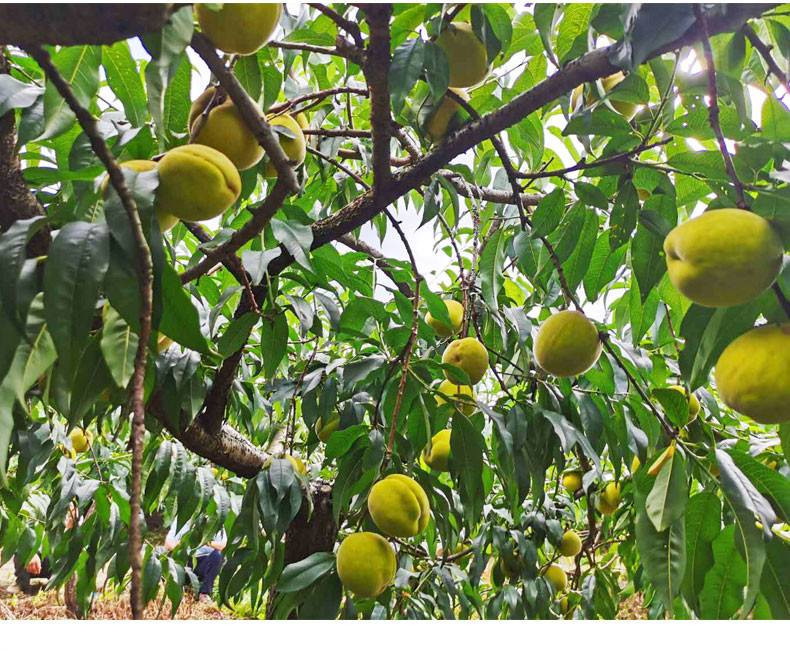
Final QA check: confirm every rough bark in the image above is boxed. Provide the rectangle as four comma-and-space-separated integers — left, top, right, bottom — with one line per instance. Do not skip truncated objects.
266, 480, 337, 619
0, 50, 49, 255
0, 5, 175, 46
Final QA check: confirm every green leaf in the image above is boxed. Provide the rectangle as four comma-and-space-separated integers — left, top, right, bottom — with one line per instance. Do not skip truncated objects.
564, 107, 631, 137
727, 448, 790, 523
421, 283, 451, 332
555, 4, 593, 65
683, 492, 721, 610
561, 211, 597, 292
68, 334, 114, 424
634, 471, 686, 613
609, 182, 639, 249
761, 536, 790, 619
389, 38, 425, 114
102, 41, 147, 127
450, 415, 485, 527
234, 55, 263, 103
667, 151, 728, 181
479, 229, 505, 312
646, 451, 688, 532
699, 525, 747, 619
271, 219, 314, 272
652, 388, 690, 428
4, 294, 56, 406
163, 53, 192, 138
0, 215, 47, 328
157, 264, 211, 355
0, 74, 43, 115
257, 459, 302, 536
540, 409, 601, 473
530, 188, 565, 238
277, 551, 335, 593
610, 4, 696, 70
43, 222, 109, 379
533, 3, 557, 64
39, 45, 101, 140
482, 4, 514, 57
583, 232, 626, 302
761, 94, 790, 141
715, 448, 775, 617
217, 311, 259, 359
299, 572, 342, 620
260, 311, 289, 378
631, 225, 665, 301
679, 302, 762, 391
100, 305, 138, 389
423, 42, 449, 100
142, 549, 163, 605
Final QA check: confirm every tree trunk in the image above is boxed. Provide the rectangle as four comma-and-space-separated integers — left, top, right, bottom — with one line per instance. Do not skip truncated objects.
0, 50, 50, 256
266, 480, 337, 619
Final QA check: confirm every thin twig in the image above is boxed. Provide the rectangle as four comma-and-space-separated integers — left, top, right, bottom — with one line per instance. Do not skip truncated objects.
383, 211, 422, 461
309, 3, 364, 47
182, 223, 260, 313
303, 128, 371, 138
694, 4, 748, 209
25, 44, 152, 620
267, 86, 368, 115
515, 137, 671, 181
286, 337, 319, 454
269, 38, 364, 65
773, 284, 790, 319
743, 23, 790, 95
447, 89, 528, 229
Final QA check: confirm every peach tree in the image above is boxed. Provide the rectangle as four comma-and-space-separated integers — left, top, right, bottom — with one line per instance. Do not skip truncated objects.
0, 3, 788, 620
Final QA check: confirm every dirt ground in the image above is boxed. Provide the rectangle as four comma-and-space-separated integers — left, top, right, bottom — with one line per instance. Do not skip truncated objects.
1, 559, 648, 620
0, 560, 226, 620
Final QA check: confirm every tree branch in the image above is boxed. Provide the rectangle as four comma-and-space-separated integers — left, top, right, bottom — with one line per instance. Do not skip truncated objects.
362, 4, 393, 189
303, 128, 371, 138
0, 5, 174, 46
338, 234, 414, 298
267, 86, 368, 115
179, 180, 290, 284
309, 3, 364, 48
447, 89, 529, 229
190, 32, 300, 194
25, 44, 153, 620
743, 23, 790, 95
694, 4, 748, 209
269, 38, 364, 65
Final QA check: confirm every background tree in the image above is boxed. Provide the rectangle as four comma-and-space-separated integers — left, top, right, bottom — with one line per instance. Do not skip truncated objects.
0, 2, 788, 620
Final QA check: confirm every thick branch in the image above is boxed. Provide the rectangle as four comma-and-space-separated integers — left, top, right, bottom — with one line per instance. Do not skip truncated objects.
260, 4, 769, 281
0, 5, 174, 45
180, 180, 290, 284
362, 4, 394, 188
149, 394, 269, 477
